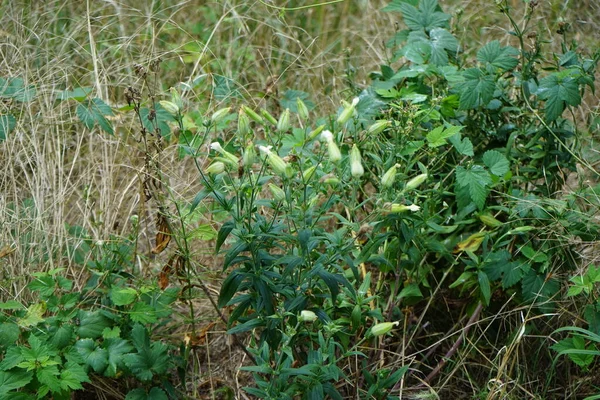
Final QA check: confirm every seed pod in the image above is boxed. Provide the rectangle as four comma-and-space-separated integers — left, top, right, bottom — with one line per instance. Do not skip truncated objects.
205, 161, 225, 175
308, 124, 325, 141
211, 107, 231, 124
268, 183, 286, 202
159, 100, 179, 116
299, 310, 317, 322
259, 146, 294, 178
405, 173, 428, 191
260, 108, 278, 126
243, 143, 256, 167
370, 321, 399, 337
381, 164, 399, 188
303, 165, 318, 181
367, 120, 391, 135
238, 109, 251, 137
170, 87, 183, 109
337, 97, 359, 125
297, 97, 309, 121
210, 142, 239, 166
277, 108, 291, 132
350, 144, 364, 178
241, 105, 264, 124
390, 203, 420, 213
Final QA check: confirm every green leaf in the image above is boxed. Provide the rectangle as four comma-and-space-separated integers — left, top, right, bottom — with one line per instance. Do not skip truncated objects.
0, 323, 20, 347
279, 90, 315, 112
482, 251, 525, 289
105, 338, 134, 377
521, 270, 560, 310
27, 276, 55, 297
0, 370, 32, 394
75, 338, 109, 373
227, 318, 265, 335
56, 87, 93, 101
0, 300, 24, 310
392, 0, 450, 31
477, 40, 519, 71
140, 104, 174, 138
218, 270, 245, 308
448, 132, 474, 156
537, 70, 582, 121
455, 165, 492, 210
478, 271, 491, 306
0, 78, 36, 102
76, 97, 114, 134
77, 310, 113, 339
49, 325, 74, 349
403, 28, 458, 66
60, 362, 90, 391
123, 325, 170, 381
110, 287, 138, 306
458, 68, 495, 110
482, 150, 510, 176
17, 302, 46, 328
129, 302, 158, 324
426, 124, 463, 147
36, 365, 61, 393
126, 387, 168, 400
398, 283, 423, 300
216, 220, 235, 254
551, 337, 595, 368
0, 114, 16, 141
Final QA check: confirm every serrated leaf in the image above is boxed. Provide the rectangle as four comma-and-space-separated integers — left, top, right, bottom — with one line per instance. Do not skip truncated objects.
403, 28, 458, 66
455, 165, 492, 210
123, 326, 170, 381
458, 68, 495, 110
0, 370, 32, 394
477, 40, 519, 71
140, 104, 174, 138
76, 98, 114, 134
521, 270, 560, 310
75, 338, 109, 373
77, 310, 112, 339
56, 87, 93, 101
0, 114, 16, 141
17, 302, 46, 327
60, 362, 90, 391
0, 323, 20, 347
110, 287, 138, 306
105, 338, 134, 377
129, 302, 157, 324
393, 0, 450, 31
537, 70, 581, 121
36, 365, 61, 393
448, 132, 474, 156
0, 300, 24, 310
482, 150, 510, 176
426, 124, 463, 147
126, 387, 168, 400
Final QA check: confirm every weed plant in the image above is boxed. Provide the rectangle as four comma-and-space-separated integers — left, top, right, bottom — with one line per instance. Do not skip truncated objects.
1, 0, 600, 399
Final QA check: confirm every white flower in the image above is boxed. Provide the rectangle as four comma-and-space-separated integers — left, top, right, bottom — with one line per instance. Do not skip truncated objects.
210, 142, 224, 152
351, 97, 360, 106
320, 130, 334, 142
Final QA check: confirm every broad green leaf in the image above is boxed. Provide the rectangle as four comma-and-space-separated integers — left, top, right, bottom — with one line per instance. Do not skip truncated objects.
0, 323, 20, 347
75, 338, 109, 373
49, 325, 73, 349
584, 305, 600, 335
27, 275, 55, 297
477, 40, 519, 71
0, 77, 36, 102
403, 28, 458, 66
110, 287, 138, 306
126, 387, 168, 400
123, 340, 169, 381
77, 310, 113, 339
105, 338, 134, 377
458, 68, 495, 110
551, 337, 595, 367
426, 124, 463, 147
482, 251, 525, 289
382, 0, 418, 12
36, 365, 61, 393
392, 0, 450, 31
279, 90, 315, 112
537, 70, 581, 121
60, 362, 90, 391
76, 98, 114, 134
0, 300, 24, 310
0, 114, 16, 141
129, 302, 157, 324
455, 165, 492, 210
482, 150, 510, 176
521, 270, 560, 310
448, 132, 474, 156
213, 75, 242, 100
398, 283, 423, 300
0, 370, 32, 394
56, 87, 93, 101
140, 104, 174, 138
17, 302, 46, 327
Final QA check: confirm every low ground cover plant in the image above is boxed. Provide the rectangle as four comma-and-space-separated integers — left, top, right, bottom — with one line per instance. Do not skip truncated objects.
1, 0, 600, 398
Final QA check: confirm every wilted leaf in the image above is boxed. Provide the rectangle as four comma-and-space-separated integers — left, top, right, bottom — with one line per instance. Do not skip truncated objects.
152, 213, 171, 254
